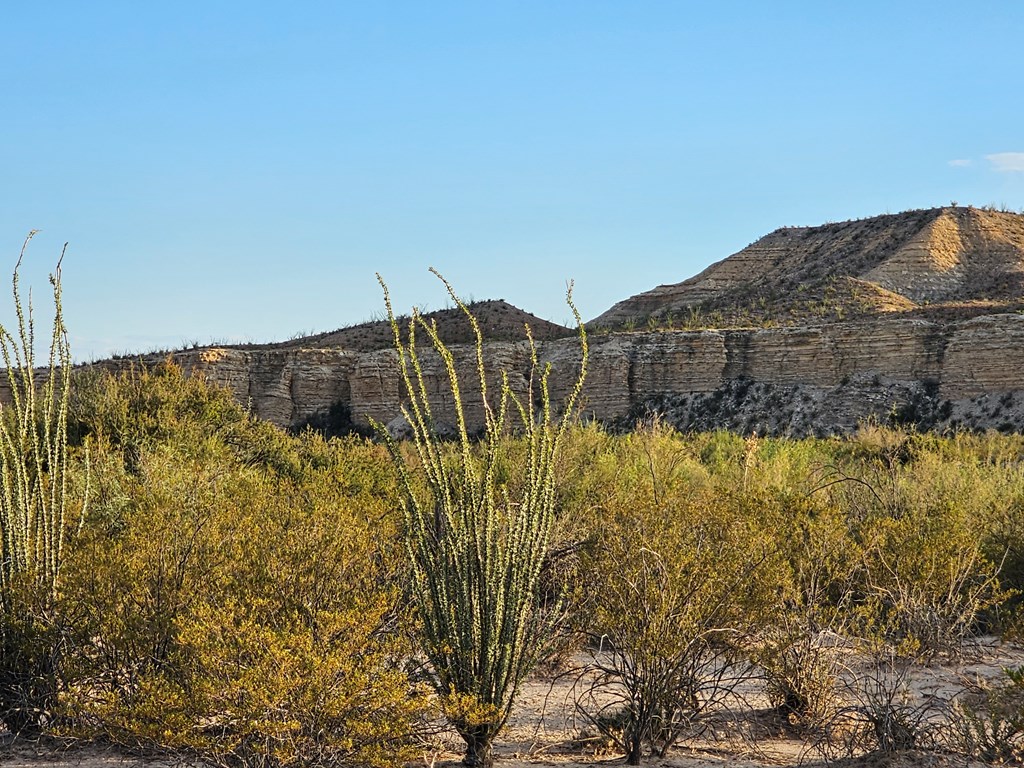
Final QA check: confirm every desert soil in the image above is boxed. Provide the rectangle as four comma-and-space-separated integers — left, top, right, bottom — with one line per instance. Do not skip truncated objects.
3, 640, 1020, 768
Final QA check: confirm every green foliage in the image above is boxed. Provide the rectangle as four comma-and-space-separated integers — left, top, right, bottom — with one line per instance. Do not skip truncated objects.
69, 360, 303, 479
556, 421, 1024, 760
856, 507, 1007, 659
576, 466, 780, 764
375, 270, 587, 767
0, 235, 87, 733
757, 616, 841, 730
755, 496, 855, 728
950, 665, 1024, 763
60, 367, 423, 768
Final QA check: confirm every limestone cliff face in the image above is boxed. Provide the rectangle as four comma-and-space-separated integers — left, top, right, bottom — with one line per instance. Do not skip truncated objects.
131, 311, 1022, 437
942, 315, 1024, 400
726, 319, 946, 386
160, 347, 356, 428
348, 343, 536, 432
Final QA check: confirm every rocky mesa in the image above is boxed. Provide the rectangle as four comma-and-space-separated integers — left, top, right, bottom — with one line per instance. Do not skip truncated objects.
110, 206, 1024, 437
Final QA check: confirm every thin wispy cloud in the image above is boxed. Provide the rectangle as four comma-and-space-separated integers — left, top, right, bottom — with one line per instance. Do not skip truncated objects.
986, 152, 1024, 173
948, 158, 972, 167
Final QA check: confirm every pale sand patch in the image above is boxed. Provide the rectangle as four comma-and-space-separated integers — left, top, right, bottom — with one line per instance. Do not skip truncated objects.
3, 640, 1021, 768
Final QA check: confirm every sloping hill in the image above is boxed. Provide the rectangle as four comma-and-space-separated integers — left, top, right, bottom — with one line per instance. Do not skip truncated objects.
263, 299, 575, 352
592, 206, 1024, 329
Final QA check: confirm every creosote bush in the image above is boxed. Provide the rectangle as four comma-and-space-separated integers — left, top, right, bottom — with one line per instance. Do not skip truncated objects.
573, 428, 781, 764
949, 665, 1024, 763
60, 365, 425, 768
375, 270, 587, 767
558, 424, 1024, 762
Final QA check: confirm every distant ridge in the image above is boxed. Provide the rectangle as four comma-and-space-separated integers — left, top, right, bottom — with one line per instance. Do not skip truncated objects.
592, 206, 1024, 329
249, 299, 575, 353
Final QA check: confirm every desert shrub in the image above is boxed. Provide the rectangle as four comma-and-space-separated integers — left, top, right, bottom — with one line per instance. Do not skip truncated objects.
0, 237, 87, 733
948, 665, 1024, 764
61, 447, 234, 706
801, 427, 1009, 658
738, 434, 829, 495
757, 617, 842, 732
60, 370, 423, 767
756, 495, 861, 729
853, 501, 1007, 660
763, 428, 1020, 760
622, 418, 709, 500
814, 427, 913, 522
65, 451, 423, 767
374, 271, 587, 767
817, 652, 941, 760
978, 479, 1024, 631
576, 487, 779, 764
549, 423, 617, 528
70, 361, 302, 479
693, 430, 748, 480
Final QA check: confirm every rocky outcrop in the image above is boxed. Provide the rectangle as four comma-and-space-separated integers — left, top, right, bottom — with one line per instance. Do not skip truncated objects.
942, 315, 1024, 399
348, 343, 537, 431
135, 347, 358, 428
109, 311, 1023, 438
592, 207, 1024, 329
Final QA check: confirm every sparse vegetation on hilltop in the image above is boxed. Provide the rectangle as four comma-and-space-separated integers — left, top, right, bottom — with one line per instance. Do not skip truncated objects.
594, 206, 1024, 332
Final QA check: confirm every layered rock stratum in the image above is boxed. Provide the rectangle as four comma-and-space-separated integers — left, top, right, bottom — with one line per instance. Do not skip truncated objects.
101, 206, 1024, 437
594, 206, 1024, 328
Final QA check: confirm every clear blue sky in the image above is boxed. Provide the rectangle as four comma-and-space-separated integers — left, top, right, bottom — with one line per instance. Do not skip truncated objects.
3, 2, 1023, 360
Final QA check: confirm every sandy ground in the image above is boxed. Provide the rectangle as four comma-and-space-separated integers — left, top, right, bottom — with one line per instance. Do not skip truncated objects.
2, 639, 1020, 768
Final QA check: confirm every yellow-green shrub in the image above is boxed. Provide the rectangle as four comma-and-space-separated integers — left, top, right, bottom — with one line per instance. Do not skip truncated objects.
60, 369, 424, 767
577, 484, 781, 764
753, 494, 859, 725
70, 362, 304, 479
855, 504, 1007, 659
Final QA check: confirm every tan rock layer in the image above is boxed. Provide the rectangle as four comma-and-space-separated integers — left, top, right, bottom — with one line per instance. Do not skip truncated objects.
593, 207, 1024, 328
116, 348, 358, 428
73, 313, 1023, 434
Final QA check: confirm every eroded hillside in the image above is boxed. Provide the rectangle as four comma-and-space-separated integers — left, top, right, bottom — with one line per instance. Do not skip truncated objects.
593, 206, 1024, 329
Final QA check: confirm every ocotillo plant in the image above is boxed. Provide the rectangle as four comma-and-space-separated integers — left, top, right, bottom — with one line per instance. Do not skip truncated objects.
0, 232, 86, 731
376, 270, 587, 767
